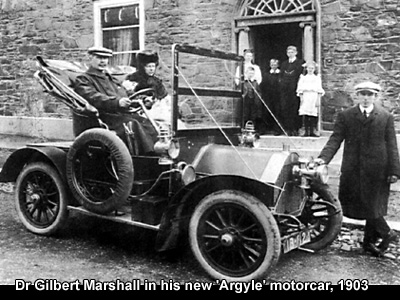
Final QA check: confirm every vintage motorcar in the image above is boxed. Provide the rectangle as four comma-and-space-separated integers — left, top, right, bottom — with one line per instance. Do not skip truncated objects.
0, 44, 342, 282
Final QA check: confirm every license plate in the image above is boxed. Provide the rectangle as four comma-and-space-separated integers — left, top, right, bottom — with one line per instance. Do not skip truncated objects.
282, 230, 311, 253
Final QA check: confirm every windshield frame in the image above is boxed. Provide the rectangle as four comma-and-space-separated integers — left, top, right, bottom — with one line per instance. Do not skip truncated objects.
171, 44, 244, 137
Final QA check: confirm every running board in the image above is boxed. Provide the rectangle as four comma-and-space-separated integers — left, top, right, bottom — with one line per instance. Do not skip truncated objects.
67, 205, 160, 231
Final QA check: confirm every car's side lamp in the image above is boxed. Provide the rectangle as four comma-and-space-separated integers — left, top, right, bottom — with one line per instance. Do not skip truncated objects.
239, 121, 260, 148
177, 162, 196, 185
154, 125, 180, 165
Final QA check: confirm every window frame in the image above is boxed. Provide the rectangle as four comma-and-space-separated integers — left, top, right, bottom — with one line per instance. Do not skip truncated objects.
93, 0, 145, 56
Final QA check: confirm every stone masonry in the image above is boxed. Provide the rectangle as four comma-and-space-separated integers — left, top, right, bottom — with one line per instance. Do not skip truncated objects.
320, 0, 400, 129
0, 0, 94, 118
0, 0, 400, 131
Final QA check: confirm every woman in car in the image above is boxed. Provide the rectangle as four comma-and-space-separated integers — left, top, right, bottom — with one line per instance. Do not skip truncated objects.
124, 50, 171, 123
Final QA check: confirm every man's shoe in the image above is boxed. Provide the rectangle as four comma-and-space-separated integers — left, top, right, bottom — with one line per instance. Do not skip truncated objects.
363, 242, 382, 257
378, 230, 398, 252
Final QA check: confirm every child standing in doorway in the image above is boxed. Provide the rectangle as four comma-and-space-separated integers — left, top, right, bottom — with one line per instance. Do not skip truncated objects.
243, 65, 263, 130
296, 61, 325, 137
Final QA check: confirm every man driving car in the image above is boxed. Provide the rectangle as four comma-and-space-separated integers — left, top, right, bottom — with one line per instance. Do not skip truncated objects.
74, 46, 158, 155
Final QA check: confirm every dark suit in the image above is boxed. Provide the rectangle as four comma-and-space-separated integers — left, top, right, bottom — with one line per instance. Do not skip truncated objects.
74, 66, 158, 154
260, 70, 281, 131
279, 58, 304, 133
242, 79, 263, 126
318, 104, 400, 240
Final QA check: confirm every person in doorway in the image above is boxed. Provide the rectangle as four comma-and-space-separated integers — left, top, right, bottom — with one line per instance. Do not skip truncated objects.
279, 45, 304, 136
242, 65, 263, 130
296, 61, 324, 137
74, 46, 158, 155
235, 49, 262, 86
316, 81, 400, 257
260, 58, 281, 134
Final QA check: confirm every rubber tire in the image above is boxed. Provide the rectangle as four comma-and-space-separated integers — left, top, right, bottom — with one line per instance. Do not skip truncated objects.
15, 162, 68, 236
189, 190, 281, 282
66, 128, 133, 215
302, 184, 343, 251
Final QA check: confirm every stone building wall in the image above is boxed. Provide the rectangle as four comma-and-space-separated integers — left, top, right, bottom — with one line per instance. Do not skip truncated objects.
320, 0, 400, 129
0, 0, 94, 118
0, 0, 237, 120
0, 0, 400, 131
144, 0, 237, 90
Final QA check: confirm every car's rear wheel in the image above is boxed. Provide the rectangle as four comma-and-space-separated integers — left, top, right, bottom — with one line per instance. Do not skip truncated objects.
66, 128, 134, 215
15, 162, 68, 235
189, 190, 281, 281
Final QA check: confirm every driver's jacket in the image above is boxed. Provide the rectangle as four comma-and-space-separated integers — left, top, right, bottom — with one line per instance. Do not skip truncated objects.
75, 66, 128, 114
74, 66, 158, 154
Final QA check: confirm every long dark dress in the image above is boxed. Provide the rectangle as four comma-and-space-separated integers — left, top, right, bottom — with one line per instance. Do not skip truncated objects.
260, 69, 281, 131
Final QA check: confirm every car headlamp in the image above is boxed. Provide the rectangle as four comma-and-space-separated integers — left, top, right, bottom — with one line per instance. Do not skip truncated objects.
177, 162, 196, 185
154, 125, 180, 165
167, 139, 180, 159
292, 162, 330, 187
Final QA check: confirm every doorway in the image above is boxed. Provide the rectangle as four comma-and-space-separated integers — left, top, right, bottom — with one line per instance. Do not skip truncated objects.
251, 23, 303, 75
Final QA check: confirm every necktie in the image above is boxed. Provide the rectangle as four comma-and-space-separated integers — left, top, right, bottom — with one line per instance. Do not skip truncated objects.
363, 110, 368, 119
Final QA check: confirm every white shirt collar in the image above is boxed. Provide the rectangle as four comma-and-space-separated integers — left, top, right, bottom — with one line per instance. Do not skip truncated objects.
359, 104, 374, 114
270, 69, 280, 74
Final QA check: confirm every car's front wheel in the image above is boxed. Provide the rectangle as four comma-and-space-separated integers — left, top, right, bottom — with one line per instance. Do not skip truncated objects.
189, 190, 281, 281
301, 183, 343, 251
15, 162, 68, 235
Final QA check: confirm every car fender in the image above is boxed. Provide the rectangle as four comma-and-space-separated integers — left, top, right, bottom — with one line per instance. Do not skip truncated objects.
0, 146, 67, 183
155, 174, 275, 252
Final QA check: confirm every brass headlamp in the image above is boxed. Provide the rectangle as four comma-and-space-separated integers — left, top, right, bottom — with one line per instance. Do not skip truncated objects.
176, 162, 196, 185
293, 160, 330, 189
154, 125, 180, 165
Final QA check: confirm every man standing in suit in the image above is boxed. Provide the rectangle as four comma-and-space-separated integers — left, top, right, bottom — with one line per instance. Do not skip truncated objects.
316, 81, 400, 257
279, 46, 304, 135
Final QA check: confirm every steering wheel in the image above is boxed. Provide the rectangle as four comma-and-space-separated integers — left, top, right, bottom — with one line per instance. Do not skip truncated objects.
126, 87, 160, 133
128, 88, 155, 100
127, 88, 156, 113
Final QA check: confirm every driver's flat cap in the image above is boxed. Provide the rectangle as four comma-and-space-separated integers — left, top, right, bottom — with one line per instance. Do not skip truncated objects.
88, 46, 113, 57
354, 81, 381, 93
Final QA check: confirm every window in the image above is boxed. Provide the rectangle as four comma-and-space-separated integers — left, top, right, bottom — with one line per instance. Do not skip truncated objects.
239, 0, 315, 16
93, 0, 144, 66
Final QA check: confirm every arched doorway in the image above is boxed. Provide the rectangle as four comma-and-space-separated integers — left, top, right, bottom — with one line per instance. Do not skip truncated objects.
234, 0, 321, 73
233, 0, 322, 132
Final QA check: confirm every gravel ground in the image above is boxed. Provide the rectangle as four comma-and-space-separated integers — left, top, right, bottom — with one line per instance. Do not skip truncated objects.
1, 186, 399, 286
387, 191, 400, 223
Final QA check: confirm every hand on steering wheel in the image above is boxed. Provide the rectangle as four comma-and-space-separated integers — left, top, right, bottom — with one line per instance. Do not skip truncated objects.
119, 97, 132, 108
